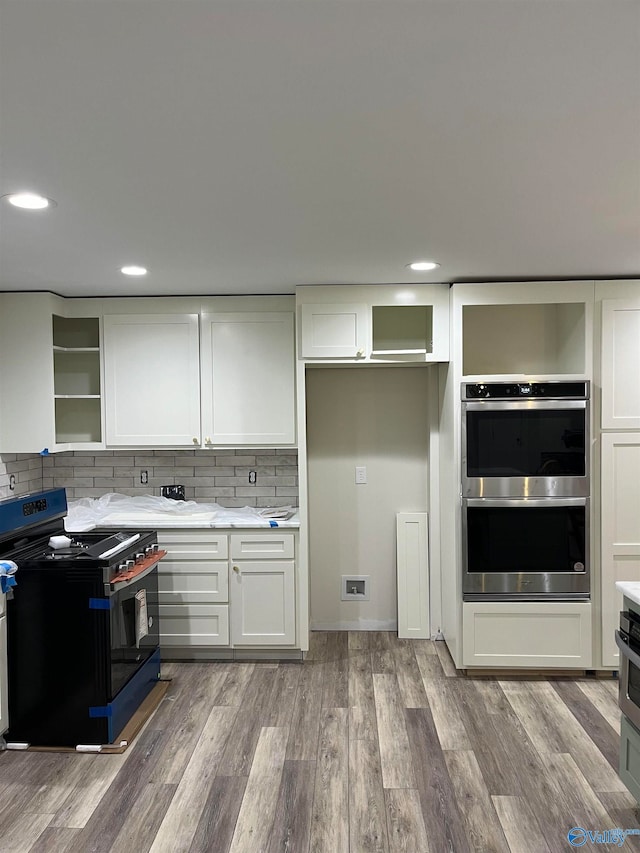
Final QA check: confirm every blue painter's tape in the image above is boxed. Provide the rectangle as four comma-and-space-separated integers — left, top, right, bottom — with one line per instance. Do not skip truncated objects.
89, 705, 112, 718
89, 598, 111, 610
269, 520, 278, 527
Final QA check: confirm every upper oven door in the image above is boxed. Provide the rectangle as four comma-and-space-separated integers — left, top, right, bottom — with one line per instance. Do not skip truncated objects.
462, 399, 589, 497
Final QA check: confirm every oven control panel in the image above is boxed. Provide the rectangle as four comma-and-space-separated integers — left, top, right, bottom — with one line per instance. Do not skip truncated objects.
463, 381, 589, 400
0, 488, 68, 539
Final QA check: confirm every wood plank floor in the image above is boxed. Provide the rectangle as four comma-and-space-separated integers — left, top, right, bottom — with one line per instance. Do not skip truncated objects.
0, 632, 637, 853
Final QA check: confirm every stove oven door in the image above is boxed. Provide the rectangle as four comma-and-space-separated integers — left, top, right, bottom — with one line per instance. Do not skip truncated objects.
0, 595, 8, 738
110, 563, 159, 699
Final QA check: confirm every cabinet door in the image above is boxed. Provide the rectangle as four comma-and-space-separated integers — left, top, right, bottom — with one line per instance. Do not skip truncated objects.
601, 434, 640, 666
0, 615, 8, 736
230, 560, 295, 645
103, 314, 201, 445
0, 293, 57, 453
300, 303, 368, 358
201, 312, 295, 445
602, 299, 640, 429
462, 602, 592, 668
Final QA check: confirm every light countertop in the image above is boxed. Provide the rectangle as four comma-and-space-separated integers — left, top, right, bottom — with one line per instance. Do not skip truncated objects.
64, 495, 299, 532
616, 581, 640, 608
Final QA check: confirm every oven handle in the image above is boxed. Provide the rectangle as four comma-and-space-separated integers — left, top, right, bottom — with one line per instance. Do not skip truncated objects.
616, 629, 640, 670
464, 497, 588, 509
110, 552, 165, 591
462, 400, 588, 410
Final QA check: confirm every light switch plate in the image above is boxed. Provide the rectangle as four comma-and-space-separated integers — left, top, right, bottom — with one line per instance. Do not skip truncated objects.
355, 466, 367, 484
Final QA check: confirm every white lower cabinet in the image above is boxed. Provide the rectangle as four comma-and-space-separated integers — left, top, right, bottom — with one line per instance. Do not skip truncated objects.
156, 530, 230, 648
601, 433, 640, 667
230, 534, 296, 646
462, 601, 592, 668
156, 529, 296, 654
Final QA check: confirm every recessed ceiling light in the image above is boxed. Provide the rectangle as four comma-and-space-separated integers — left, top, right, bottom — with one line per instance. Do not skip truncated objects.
407, 261, 440, 271
3, 192, 56, 210
121, 265, 148, 276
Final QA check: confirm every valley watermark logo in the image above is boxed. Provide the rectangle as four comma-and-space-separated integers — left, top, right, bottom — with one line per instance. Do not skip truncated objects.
568, 826, 640, 847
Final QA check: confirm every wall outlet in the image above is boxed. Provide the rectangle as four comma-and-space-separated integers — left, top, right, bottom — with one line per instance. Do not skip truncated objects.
355, 466, 367, 484
341, 575, 371, 601
140, 470, 148, 484
161, 484, 185, 500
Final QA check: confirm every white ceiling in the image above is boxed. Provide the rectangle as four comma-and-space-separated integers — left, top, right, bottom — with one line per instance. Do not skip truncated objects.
1, 0, 639, 298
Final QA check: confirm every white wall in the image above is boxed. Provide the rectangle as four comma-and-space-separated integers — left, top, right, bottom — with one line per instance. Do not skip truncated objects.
306, 366, 430, 630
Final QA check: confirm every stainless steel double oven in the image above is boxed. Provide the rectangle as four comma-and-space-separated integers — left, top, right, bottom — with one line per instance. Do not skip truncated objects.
461, 381, 590, 600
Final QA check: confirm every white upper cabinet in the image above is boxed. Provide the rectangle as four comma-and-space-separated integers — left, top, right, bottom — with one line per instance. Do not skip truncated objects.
103, 314, 201, 446
601, 298, 640, 429
300, 303, 368, 358
53, 315, 103, 446
0, 293, 104, 453
200, 311, 296, 445
297, 284, 449, 363
454, 281, 594, 379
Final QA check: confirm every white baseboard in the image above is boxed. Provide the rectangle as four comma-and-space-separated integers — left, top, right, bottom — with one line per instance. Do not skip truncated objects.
310, 619, 398, 631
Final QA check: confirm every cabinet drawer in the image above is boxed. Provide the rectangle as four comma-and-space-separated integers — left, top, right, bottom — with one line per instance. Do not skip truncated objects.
230, 533, 294, 560
159, 604, 229, 646
158, 561, 228, 604
157, 531, 228, 559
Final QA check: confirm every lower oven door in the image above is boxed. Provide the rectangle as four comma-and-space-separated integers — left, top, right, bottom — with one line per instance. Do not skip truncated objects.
462, 497, 589, 600
616, 628, 640, 731
110, 564, 160, 699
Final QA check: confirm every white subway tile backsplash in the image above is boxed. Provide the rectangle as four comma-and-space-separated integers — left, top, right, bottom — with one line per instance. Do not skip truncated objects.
74, 467, 114, 478
0, 453, 44, 499
152, 467, 195, 477
40, 448, 297, 507
134, 455, 177, 467
111, 456, 136, 467
235, 486, 276, 497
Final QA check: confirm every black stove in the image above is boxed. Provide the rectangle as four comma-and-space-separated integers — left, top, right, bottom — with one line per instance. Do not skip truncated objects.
0, 489, 163, 748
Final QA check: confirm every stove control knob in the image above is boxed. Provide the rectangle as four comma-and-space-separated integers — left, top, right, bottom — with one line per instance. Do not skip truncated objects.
117, 561, 128, 573
125, 559, 135, 571
144, 544, 154, 555
135, 552, 145, 562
